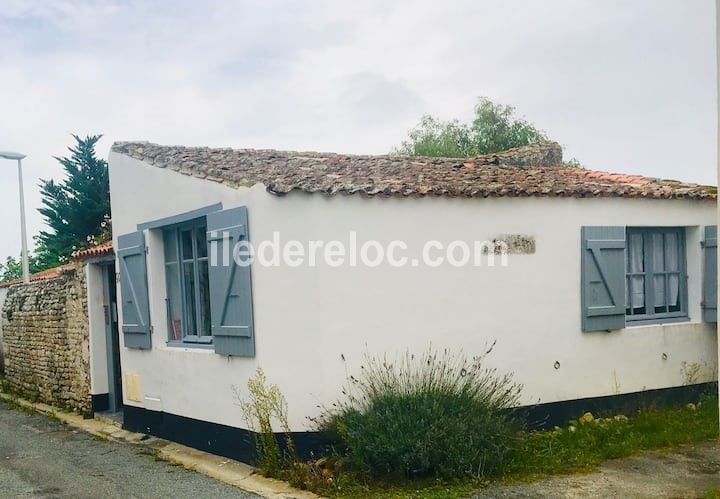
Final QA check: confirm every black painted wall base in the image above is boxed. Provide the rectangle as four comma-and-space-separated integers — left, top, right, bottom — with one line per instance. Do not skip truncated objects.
514, 382, 716, 429
123, 382, 716, 465
91, 393, 110, 413
123, 405, 333, 464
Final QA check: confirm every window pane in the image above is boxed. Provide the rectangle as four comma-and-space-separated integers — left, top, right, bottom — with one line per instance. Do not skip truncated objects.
628, 233, 645, 310
166, 263, 183, 340
653, 274, 667, 313
198, 260, 211, 336
163, 230, 178, 263
666, 232, 680, 311
665, 232, 679, 272
652, 233, 665, 272
651, 233, 666, 312
668, 273, 680, 310
165, 220, 213, 342
625, 228, 686, 320
181, 229, 194, 261
183, 262, 197, 335
196, 225, 208, 259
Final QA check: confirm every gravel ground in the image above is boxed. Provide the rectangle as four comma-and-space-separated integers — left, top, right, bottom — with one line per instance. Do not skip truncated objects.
0, 400, 257, 498
477, 441, 720, 498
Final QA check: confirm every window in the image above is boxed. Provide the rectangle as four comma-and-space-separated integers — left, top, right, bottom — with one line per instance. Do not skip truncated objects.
625, 227, 687, 323
120, 205, 254, 355
163, 220, 211, 344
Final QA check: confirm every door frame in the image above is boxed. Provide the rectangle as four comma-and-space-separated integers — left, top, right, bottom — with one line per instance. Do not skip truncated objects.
101, 262, 123, 413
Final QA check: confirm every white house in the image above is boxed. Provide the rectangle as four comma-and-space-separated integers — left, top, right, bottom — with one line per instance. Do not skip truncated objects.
108, 141, 717, 462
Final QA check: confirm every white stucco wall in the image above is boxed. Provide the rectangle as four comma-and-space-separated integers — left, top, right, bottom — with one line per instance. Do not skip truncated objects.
86, 263, 109, 396
110, 152, 718, 431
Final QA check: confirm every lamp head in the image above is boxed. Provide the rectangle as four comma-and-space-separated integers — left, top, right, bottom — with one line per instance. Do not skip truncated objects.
0, 151, 26, 160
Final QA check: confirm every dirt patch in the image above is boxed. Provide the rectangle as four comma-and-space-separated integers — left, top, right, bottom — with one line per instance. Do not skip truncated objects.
477, 441, 720, 498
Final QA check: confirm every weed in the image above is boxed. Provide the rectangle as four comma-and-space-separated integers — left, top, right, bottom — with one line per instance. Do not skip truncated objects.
235, 367, 296, 477
90, 432, 110, 442
681, 361, 715, 386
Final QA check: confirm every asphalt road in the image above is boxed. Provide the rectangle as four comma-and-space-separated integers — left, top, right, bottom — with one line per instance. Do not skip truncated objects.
0, 400, 257, 498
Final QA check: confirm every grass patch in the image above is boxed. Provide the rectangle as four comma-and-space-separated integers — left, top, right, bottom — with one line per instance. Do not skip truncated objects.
505, 399, 718, 480
136, 447, 167, 463
0, 392, 36, 416
90, 432, 110, 442
312, 396, 718, 498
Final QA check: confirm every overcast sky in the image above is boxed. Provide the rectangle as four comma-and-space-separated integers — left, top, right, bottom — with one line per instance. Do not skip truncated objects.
0, 0, 716, 262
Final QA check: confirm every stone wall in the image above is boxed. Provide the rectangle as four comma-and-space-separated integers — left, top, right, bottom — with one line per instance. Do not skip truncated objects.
0, 287, 7, 375
0, 265, 91, 413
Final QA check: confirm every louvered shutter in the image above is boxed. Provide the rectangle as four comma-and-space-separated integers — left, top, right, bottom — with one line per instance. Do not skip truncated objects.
581, 227, 626, 332
117, 231, 152, 349
702, 225, 717, 323
207, 206, 255, 357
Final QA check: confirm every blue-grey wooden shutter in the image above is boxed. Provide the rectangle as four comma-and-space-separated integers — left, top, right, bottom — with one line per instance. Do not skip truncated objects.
581, 226, 626, 332
702, 225, 717, 323
117, 231, 152, 349
207, 206, 255, 356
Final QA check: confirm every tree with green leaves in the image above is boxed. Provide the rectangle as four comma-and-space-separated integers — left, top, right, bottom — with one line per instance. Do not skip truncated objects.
0, 255, 42, 281
0, 256, 25, 281
396, 97, 550, 157
34, 135, 111, 269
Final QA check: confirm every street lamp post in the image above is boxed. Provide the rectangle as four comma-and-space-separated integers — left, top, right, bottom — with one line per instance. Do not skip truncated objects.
0, 151, 30, 284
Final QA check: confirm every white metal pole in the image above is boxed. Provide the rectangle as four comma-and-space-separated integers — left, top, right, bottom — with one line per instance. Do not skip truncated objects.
17, 158, 30, 284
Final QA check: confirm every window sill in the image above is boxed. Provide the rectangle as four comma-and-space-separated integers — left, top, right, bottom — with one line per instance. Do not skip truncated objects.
166, 340, 214, 350
625, 316, 691, 327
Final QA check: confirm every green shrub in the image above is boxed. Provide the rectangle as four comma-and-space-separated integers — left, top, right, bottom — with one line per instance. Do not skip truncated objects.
320, 347, 523, 480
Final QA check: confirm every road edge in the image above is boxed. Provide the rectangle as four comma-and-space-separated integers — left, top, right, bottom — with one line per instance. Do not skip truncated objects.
0, 391, 320, 499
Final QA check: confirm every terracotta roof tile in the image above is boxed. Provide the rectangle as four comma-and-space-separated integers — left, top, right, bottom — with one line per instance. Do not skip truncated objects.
73, 240, 114, 260
0, 242, 115, 289
110, 141, 716, 201
0, 264, 74, 289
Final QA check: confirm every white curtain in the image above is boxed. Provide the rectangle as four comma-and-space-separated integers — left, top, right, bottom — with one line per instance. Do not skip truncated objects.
653, 233, 666, 308
666, 233, 680, 306
628, 233, 645, 309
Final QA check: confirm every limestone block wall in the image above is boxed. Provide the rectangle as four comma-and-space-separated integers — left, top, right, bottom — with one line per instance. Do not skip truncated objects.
0, 265, 91, 413
0, 287, 7, 374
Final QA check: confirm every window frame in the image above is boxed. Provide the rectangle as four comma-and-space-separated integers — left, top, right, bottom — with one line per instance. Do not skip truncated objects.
625, 226, 688, 325
162, 218, 212, 345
